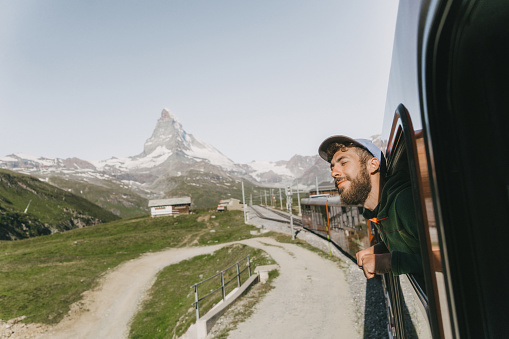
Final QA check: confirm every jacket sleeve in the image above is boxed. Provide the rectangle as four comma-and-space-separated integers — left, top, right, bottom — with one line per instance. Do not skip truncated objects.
391, 188, 423, 275
391, 251, 423, 276
396, 188, 419, 240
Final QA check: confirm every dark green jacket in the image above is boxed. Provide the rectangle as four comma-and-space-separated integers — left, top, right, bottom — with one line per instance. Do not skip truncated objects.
363, 171, 423, 276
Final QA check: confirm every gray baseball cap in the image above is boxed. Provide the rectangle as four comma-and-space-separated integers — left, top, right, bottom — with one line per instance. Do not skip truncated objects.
318, 135, 383, 163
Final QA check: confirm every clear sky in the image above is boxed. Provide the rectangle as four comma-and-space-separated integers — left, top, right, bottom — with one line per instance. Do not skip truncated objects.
0, 0, 399, 163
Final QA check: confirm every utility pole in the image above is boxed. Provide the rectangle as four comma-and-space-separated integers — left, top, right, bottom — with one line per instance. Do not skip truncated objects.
264, 190, 268, 210
279, 187, 283, 210
297, 181, 302, 216
242, 181, 247, 223
286, 186, 294, 240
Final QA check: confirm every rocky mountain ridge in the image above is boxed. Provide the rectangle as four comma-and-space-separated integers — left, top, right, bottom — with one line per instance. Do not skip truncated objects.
0, 109, 369, 200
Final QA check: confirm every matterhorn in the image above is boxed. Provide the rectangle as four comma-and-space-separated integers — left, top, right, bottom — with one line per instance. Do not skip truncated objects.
92, 109, 242, 187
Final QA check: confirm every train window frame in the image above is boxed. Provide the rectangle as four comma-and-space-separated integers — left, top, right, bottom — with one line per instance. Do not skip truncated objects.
384, 103, 443, 338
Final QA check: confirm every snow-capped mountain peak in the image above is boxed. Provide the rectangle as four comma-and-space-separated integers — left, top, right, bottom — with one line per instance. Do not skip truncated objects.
142, 108, 187, 156
0, 108, 343, 193
89, 109, 239, 175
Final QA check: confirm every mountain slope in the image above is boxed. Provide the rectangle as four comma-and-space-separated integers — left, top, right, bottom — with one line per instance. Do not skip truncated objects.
47, 177, 149, 218
159, 169, 266, 209
0, 169, 120, 240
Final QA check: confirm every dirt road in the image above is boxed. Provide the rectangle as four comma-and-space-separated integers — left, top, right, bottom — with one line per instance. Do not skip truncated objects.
37, 244, 232, 339
29, 237, 356, 339
225, 238, 357, 339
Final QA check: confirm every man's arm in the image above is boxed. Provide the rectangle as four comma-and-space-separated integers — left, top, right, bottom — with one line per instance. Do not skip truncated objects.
391, 188, 423, 275
356, 242, 388, 263
390, 251, 423, 276
356, 242, 389, 278
360, 253, 392, 279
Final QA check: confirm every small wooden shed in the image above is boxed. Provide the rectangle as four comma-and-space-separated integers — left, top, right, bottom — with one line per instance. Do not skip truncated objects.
148, 197, 191, 217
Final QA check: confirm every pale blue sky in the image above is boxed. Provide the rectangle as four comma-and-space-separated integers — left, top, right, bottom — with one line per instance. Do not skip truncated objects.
0, 0, 399, 163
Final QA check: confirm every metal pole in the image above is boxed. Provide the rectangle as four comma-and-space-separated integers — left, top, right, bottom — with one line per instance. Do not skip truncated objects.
236, 262, 241, 287
194, 284, 200, 320
264, 190, 268, 210
287, 186, 295, 240
325, 201, 332, 256
221, 271, 225, 301
242, 181, 247, 223
279, 187, 283, 210
297, 181, 302, 216
340, 206, 344, 228
316, 176, 319, 195
248, 255, 251, 276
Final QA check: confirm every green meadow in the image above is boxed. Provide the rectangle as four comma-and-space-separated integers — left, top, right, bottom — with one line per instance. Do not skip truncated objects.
0, 210, 266, 326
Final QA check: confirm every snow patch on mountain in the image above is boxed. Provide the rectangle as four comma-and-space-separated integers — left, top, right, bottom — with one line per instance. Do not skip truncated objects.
184, 138, 237, 170
5, 153, 60, 167
92, 146, 173, 171
0, 155, 18, 162
243, 160, 293, 181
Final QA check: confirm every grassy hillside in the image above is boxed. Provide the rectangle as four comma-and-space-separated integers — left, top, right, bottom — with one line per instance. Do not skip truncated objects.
47, 177, 149, 218
0, 169, 120, 240
165, 170, 272, 209
0, 210, 259, 325
129, 243, 274, 338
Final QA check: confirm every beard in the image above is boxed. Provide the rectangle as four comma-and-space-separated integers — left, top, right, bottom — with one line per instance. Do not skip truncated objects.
336, 166, 371, 205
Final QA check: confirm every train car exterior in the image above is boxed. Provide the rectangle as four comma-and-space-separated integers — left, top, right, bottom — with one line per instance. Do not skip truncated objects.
301, 195, 373, 259
310, 1, 507, 338
380, 0, 508, 338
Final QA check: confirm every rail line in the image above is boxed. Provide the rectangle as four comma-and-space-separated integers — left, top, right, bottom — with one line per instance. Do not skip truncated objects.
250, 205, 303, 227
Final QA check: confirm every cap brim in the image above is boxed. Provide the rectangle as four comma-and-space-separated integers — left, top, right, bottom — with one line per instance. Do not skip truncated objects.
318, 135, 363, 162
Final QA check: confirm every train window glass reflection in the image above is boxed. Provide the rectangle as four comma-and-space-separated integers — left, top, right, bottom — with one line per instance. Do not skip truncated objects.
384, 110, 433, 338
383, 121, 431, 338
385, 129, 426, 281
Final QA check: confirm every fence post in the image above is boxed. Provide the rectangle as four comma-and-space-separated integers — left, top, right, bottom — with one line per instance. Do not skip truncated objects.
248, 255, 251, 277
194, 284, 200, 320
236, 262, 241, 287
221, 271, 225, 301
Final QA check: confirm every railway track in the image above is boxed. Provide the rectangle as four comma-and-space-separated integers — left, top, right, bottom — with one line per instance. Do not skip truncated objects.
250, 205, 303, 227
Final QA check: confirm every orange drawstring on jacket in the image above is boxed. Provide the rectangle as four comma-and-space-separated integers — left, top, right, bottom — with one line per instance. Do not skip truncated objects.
369, 217, 388, 224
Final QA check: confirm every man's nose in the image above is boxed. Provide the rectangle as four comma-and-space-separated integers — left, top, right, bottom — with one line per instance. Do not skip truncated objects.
331, 164, 342, 178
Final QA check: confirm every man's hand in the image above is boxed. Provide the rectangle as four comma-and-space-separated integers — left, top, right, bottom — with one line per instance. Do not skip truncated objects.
360, 253, 392, 279
356, 246, 375, 268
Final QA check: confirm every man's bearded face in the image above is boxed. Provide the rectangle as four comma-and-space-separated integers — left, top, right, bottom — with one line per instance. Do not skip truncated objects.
336, 163, 371, 205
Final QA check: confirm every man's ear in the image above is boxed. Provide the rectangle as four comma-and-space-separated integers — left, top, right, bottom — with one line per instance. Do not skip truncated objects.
367, 157, 380, 175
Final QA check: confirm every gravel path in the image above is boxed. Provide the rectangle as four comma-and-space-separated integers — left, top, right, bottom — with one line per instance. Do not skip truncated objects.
37, 245, 234, 339
226, 237, 357, 339
246, 206, 389, 339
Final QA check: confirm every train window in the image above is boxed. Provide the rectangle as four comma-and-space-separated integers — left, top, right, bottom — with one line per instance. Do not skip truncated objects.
383, 104, 439, 338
